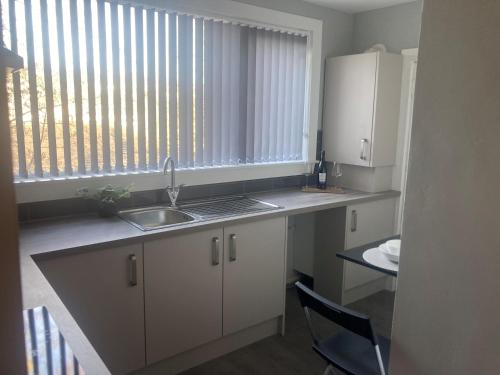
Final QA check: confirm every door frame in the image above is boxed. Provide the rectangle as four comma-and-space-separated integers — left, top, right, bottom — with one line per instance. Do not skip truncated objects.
0, 50, 27, 374
393, 48, 418, 233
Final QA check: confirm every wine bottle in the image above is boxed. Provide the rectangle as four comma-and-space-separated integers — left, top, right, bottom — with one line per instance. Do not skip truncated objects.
317, 150, 327, 189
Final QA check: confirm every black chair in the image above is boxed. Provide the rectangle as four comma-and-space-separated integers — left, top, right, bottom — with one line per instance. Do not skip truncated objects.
294, 282, 390, 375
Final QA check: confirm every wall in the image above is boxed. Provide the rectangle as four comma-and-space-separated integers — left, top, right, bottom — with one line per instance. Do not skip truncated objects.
353, 1, 422, 53
390, 0, 500, 373
0, 60, 27, 375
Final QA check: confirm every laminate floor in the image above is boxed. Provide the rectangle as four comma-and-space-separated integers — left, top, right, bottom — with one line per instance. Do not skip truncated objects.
181, 288, 395, 375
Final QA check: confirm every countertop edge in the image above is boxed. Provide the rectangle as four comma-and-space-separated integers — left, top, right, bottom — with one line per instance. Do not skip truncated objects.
22, 189, 400, 258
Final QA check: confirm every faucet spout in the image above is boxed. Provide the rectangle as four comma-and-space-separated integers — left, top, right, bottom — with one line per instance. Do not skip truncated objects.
163, 157, 175, 188
163, 157, 182, 208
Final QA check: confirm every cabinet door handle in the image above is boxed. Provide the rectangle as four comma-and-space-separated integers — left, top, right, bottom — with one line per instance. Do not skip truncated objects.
350, 210, 358, 232
128, 254, 137, 287
229, 234, 237, 262
212, 237, 220, 266
360, 138, 368, 161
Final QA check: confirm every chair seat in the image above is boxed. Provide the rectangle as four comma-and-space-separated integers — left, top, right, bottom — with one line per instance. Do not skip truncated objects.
313, 330, 391, 375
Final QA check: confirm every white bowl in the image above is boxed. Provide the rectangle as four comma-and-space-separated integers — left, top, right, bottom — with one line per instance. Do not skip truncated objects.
378, 242, 400, 263
386, 239, 401, 254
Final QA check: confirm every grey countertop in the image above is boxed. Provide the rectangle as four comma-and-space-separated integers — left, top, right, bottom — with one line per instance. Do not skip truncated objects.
19, 188, 399, 374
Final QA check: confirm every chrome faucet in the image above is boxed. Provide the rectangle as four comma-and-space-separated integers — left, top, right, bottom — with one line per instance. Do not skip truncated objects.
163, 157, 183, 208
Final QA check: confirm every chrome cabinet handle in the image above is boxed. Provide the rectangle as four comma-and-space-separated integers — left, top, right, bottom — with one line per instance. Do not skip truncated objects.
360, 139, 368, 161
128, 254, 137, 287
212, 237, 220, 266
229, 234, 237, 262
350, 210, 358, 232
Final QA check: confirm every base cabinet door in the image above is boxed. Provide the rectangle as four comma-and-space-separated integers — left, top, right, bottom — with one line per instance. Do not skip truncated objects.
144, 228, 223, 364
35, 244, 145, 375
223, 217, 286, 336
344, 198, 396, 291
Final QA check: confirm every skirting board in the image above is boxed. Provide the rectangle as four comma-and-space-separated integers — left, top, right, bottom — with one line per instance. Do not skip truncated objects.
132, 317, 281, 375
342, 276, 394, 305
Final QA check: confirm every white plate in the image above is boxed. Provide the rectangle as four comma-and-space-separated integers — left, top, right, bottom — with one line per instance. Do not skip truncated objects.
378, 242, 400, 263
362, 248, 399, 273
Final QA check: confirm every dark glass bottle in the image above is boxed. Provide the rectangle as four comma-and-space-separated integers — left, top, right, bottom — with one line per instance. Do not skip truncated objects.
317, 150, 327, 189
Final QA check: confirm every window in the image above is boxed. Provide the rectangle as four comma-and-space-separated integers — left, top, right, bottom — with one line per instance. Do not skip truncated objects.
2, 0, 309, 181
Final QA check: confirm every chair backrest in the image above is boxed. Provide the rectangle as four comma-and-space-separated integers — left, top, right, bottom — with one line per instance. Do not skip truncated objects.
295, 281, 378, 346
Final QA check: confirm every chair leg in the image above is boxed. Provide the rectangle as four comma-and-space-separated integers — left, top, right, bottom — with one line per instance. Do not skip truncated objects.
323, 364, 334, 375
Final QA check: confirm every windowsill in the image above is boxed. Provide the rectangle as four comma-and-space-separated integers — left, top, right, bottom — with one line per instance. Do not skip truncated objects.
14, 162, 309, 203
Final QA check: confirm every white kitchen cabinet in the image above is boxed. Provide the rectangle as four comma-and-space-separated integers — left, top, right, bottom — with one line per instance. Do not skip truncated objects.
223, 217, 286, 336
144, 227, 223, 364
35, 244, 145, 375
343, 198, 396, 294
323, 51, 403, 167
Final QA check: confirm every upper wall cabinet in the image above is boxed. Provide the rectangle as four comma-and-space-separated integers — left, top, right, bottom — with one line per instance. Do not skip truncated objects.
323, 52, 403, 167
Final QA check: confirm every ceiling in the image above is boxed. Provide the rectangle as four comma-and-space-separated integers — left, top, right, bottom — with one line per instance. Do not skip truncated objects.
303, 0, 416, 14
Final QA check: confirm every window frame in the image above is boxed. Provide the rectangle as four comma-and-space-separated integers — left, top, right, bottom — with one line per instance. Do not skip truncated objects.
13, 0, 323, 203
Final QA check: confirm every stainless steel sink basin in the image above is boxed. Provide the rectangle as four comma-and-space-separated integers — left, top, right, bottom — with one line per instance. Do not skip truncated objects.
118, 207, 196, 231
119, 196, 281, 231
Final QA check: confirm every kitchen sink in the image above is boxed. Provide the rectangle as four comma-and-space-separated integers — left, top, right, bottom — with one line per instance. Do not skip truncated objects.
119, 196, 281, 231
118, 207, 197, 231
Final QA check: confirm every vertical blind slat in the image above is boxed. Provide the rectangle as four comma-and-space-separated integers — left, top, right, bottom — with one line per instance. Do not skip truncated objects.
178, 15, 193, 168
276, 33, 286, 161
167, 12, 177, 163
194, 17, 204, 167
245, 28, 256, 164
24, 0, 43, 177
111, 2, 123, 171
238, 27, 248, 164
220, 22, 230, 164
158, 11, 167, 166
261, 31, 272, 162
84, 0, 98, 173
40, 0, 58, 176
55, 0, 72, 175
9, 0, 28, 178
283, 34, 294, 161
229, 24, 240, 164
123, 4, 135, 170
211, 21, 222, 165
268, 32, 279, 162
203, 20, 213, 165
253, 29, 264, 163
295, 36, 307, 160
136, 7, 146, 169
290, 36, 300, 160
70, 0, 86, 174
146, 9, 157, 169
97, 0, 111, 172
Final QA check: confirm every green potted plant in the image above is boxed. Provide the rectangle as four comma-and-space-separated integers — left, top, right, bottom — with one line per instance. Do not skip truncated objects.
77, 184, 132, 217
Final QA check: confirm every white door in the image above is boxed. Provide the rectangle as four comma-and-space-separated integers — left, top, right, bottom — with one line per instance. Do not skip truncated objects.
144, 228, 223, 364
223, 217, 286, 336
323, 53, 377, 166
344, 198, 396, 291
35, 244, 145, 375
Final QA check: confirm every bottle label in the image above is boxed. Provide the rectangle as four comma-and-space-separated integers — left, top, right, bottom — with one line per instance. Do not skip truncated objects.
319, 173, 326, 183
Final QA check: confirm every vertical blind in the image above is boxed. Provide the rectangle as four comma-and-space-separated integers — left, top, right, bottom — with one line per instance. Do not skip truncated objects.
2, 0, 308, 180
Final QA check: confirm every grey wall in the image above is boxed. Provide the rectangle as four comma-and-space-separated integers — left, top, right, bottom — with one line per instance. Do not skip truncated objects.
353, 1, 422, 53
390, 0, 500, 373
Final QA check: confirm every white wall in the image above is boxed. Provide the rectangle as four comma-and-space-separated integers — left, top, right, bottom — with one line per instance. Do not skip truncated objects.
390, 0, 500, 373
353, 1, 422, 53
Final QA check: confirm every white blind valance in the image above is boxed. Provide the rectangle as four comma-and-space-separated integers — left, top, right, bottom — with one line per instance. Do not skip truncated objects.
2, 0, 308, 180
